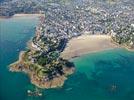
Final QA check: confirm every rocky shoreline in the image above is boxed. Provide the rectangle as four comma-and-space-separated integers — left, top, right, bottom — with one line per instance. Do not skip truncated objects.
9, 14, 75, 89
9, 51, 75, 89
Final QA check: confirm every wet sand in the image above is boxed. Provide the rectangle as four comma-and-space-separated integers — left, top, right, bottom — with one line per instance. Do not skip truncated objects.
61, 35, 119, 59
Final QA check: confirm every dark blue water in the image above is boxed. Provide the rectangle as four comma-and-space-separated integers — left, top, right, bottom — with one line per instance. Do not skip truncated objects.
0, 17, 134, 100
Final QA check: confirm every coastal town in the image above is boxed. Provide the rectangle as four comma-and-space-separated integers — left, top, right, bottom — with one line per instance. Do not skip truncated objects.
1, 0, 133, 90
1, 0, 134, 48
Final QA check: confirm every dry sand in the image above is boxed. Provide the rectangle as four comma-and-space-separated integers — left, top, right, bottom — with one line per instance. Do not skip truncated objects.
0, 14, 44, 19
13, 14, 44, 17
60, 35, 119, 59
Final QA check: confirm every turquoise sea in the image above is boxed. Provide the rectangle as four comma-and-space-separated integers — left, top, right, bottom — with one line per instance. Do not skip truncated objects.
0, 17, 134, 100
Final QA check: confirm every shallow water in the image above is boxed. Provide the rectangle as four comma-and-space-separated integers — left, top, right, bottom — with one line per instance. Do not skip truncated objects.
0, 17, 134, 100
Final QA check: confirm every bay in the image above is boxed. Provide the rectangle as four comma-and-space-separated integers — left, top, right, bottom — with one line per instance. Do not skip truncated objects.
0, 17, 134, 100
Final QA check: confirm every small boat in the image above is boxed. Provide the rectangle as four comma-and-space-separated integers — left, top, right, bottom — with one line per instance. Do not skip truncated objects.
109, 84, 118, 93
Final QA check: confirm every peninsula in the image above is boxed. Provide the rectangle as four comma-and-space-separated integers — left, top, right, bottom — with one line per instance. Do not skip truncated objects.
10, 15, 75, 89
6, 0, 134, 89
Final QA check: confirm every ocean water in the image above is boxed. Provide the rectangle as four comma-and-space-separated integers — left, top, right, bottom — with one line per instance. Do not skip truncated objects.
0, 16, 39, 100
0, 17, 134, 100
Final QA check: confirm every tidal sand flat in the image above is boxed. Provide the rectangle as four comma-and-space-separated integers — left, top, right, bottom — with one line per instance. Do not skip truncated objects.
61, 35, 119, 59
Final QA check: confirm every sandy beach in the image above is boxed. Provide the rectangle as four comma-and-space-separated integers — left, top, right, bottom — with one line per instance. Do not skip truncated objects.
60, 35, 119, 59
13, 14, 44, 17
0, 13, 44, 19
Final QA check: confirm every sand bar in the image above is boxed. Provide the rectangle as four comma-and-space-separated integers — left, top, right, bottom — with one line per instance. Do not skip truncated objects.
60, 35, 119, 59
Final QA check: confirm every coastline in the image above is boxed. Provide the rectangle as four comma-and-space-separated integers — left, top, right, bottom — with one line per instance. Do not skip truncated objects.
60, 35, 119, 60
0, 13, 44, 19
61, 34, 134, 60
9, 14, 75, 89
9, 50, 75, 89
9, 32, 133, 89
7, 13, 133, 89
13, 14, 44, 18
111, 39, 134, 52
